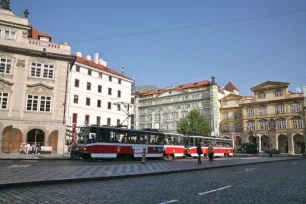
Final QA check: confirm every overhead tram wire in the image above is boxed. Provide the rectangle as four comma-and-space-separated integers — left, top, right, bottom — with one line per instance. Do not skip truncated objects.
186, 39, 306, 83
74, 9, 306, 43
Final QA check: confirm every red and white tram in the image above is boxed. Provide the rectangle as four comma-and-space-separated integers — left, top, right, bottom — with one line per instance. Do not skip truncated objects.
186, 135, 234, 158
71, 125, 185, 160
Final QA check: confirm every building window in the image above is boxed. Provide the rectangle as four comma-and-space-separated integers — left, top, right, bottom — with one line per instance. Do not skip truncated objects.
26, 95, 51, 112
98, 85, 102, 93
107, 118, 111, 126
247, 108, 255, 116
292, 119, 303, 129
259, 106, 267, 116
72, 113, 78, 124
118, 90, 121, 98
259, 121, 269, 130
99, 73, 102, 78
276, 120, 286, 129
234, 111, 241, 119
223, 113, 229, 120
85, 115, 90, 125
4, 30, 16, 40
96, 116, 101, 126
108, 88, 112, 95
31, 63, 54, 79
0, 57, 12, 74
117, 104, 121, 111
87, 82, 91, 91
74, 79, 79, 87
291, 104, 301, 113
97, 100, 101, 108
73, 95, 78, 104
257, 92, 265, 99
76, 66, 80, 72
86, 97, 91, 106
0, 92, 9, 109
118, 79, 121, 84
275, 105, 285, 114
247, 122, 256, 131
234, 123, 242, 132
275, 90, 284, 97
117, 119, 120, 126
109, 76, 112, 81
88, 69, 92, 75
108, 102, 112, 110
39, 37, 50, 42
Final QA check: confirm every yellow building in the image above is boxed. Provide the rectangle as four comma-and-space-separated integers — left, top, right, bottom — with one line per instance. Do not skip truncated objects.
221, 81, 305, 154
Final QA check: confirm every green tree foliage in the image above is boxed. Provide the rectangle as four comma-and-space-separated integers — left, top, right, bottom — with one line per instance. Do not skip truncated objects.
177, 109, 212, 136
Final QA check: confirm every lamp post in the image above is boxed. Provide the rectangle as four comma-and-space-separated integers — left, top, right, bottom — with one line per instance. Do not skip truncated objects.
268, 119, 276, 157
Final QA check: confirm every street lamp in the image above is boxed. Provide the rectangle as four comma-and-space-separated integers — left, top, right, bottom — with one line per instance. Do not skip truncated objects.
268, 119, 276, 157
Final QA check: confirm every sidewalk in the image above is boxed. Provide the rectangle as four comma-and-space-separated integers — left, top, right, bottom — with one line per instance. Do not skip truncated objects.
234, 152, 301, 157
0, 153, 71, 160
0, 156, 303, 188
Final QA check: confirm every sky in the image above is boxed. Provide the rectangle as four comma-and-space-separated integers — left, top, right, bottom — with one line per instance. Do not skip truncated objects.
12, 0, 306, 95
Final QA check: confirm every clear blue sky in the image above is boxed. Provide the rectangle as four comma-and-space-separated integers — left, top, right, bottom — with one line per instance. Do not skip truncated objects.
12, 0, 306, 95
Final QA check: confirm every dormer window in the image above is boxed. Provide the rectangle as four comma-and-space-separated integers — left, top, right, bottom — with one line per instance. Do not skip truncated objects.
275, 89, 283, 97
2, 29, 16, 40
257, 92, 265, 99
39, 37, 50, 42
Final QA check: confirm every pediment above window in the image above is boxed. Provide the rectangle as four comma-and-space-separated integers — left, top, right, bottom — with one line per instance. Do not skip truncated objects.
0, 78, 14, 85
27, 83, 54, 90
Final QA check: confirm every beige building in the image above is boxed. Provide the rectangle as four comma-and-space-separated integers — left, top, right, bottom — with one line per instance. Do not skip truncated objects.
0, 5, 75, 153
220, 81, 305, 154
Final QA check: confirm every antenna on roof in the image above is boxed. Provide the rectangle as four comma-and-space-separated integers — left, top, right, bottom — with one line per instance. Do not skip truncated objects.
228, 76, 230, 82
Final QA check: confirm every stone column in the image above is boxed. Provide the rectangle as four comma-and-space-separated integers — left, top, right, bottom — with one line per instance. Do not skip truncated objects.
258, 135, 262, 152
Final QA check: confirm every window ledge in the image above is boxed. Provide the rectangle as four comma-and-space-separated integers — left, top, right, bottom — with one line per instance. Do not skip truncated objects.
24, 111, 52, 115
0, 109, 9, 112
27, 76, 55, 82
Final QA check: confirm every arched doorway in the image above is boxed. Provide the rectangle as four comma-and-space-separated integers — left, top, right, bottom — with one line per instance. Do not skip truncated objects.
248, 136, 256, 144
261, 135, 269, 152
49, 130, 58, 154
1, 126, 23, 153
27, 129, 45, 146
293, 134, 304, 154
278, 134, 288, 153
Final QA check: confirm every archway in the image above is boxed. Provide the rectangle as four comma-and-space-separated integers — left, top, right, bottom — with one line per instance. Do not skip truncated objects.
261, 135, 269, 152
248, 135, 256, 144
293, 134, 304, 154
27, 129, 45, 146
278, 134, 288, 153
1, 126, 23, 153
49, 130, 58, 154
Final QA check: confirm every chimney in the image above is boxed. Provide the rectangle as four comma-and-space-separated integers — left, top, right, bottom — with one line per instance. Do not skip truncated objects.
99, 58, 104, 65
94, 53, 99, 64
86, 55, 91, 61
76, 52, 82, 57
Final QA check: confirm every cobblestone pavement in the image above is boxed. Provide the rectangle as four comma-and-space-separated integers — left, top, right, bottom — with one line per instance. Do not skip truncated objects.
0, 160, 305, 204
0, 157, 302, 186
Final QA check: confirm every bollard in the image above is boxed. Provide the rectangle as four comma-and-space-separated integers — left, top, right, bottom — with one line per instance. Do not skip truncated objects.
142, 147, 146, 164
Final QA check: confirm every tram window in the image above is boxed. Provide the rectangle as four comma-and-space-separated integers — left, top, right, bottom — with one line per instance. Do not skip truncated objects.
99, 130, 111, 143
110, 131, 119, 143
88, 133, 96, 143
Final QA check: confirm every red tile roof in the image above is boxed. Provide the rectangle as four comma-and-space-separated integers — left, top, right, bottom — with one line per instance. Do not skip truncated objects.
30, 27, 51, 40
75, 56, 132, 80
223, 81, 239, 92
140, 80, 211, 96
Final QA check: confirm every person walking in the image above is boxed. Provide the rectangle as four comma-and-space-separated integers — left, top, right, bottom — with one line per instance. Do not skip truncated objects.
197, 143, 203, 164
208, 144, 214, 161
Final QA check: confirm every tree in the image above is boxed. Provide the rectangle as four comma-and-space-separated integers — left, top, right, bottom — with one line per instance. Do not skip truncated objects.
177, 109, 211, 136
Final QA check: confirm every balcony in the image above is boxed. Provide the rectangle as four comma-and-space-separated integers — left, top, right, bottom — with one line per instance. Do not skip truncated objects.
244, 111, 303, 119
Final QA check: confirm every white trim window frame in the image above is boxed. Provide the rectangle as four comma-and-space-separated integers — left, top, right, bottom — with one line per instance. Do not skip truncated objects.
247, 108, 255, 116
292, 120, 303, 129
259, 121, 269, 130
275, 90, 284, 97
31, 62, 54, 79
247, 122, 256, 131
0, 92, 9, 110
276, 120, 286, 129
4, 29, 16, 40
26, 95, 52, 112
0, 57, 13, 74
291, 104, 301, 113
257, 92, 266, 99
275, 105, 285, 114
259, 106, 267, 116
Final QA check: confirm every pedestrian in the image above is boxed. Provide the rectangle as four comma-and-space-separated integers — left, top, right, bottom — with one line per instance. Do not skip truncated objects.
208, 144, 214, 161
197, 143, 203, 164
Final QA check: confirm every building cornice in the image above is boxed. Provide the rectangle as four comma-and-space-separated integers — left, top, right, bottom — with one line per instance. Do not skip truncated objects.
240, 97, 304, 106
0, 19, 31, 29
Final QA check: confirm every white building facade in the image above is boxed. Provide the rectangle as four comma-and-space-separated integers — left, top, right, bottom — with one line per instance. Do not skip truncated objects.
135, 77, 224, 136
66, 52, 134, 128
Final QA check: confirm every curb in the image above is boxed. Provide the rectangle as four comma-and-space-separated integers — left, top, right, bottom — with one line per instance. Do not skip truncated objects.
0, 158, 72, 161
0, 157, 303, 189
